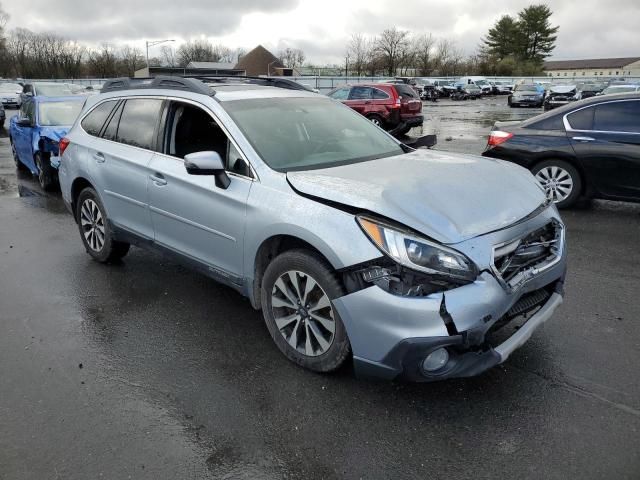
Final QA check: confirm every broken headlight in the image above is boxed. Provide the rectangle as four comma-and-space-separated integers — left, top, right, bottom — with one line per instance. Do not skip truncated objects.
357, 215, 478, 282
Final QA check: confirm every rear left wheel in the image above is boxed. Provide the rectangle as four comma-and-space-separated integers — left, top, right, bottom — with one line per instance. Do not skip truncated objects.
261, 250, 351, 373
76, 187, 130, 263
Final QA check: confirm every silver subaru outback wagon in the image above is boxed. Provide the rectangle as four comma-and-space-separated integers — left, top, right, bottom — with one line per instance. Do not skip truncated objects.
58, 77, 566, 381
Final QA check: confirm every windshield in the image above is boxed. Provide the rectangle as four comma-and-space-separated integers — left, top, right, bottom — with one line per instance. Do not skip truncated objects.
603, 86, 637, 94
516, 84, 538, 92
223, 97, 404, 172
475, 80, 489, 86
0, 83, 21, 93
35, 83, 74, 96
38, 101, 83, 126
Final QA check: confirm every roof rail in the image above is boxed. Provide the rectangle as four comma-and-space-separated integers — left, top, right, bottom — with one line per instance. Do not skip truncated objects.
186, 75, 316, 92
100, 76, 213, 95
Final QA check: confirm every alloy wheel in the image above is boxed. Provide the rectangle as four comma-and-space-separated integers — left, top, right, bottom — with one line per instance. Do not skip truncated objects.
369, 117, 381, 126
535, 166, 574, 203
35, 155, 45, 186
271, 270, 336, 357
80, 199, 105, 252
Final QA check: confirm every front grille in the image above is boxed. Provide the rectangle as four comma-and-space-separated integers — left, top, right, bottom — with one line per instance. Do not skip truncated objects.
492, 221, 563, 291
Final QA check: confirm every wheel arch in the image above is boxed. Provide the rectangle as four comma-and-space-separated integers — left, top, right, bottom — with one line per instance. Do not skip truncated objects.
70, 177, 95, 219
250, 234, 339, 311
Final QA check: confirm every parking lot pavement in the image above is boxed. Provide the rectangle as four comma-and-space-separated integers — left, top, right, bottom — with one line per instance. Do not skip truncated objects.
1, 103, 640, 479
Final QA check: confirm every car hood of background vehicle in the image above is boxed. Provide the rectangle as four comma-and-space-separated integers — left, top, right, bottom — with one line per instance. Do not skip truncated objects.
287, 149, 547, 245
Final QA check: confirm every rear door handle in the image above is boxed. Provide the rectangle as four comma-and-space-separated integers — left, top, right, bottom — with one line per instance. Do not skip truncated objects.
149, 174, 167, 186
93, 152, 105, 163
572, 136, 595, 142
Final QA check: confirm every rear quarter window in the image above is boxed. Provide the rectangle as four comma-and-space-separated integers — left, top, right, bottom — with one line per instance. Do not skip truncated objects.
567, 107, 594, 130
394, 84, 419, 99
81, 100, 118, 136
526, 115, 565, 131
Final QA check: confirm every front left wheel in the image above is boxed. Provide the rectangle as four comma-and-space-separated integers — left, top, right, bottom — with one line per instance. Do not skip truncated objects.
34, 152, 56, 191
76, 187, 130, 262
261, 250, 351, 373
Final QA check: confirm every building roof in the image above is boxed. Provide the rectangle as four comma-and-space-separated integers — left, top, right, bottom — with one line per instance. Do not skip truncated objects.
234, 45, 284, 76
186, 61, 237, 70
544, 57, 640, 70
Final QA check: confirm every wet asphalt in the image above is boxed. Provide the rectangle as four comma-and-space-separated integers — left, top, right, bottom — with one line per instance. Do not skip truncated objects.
1, 98, 639, 479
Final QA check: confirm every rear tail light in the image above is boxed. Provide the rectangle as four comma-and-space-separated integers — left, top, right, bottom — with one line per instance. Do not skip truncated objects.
487, 130, 514, 147
59, 137, 70, 156
393, 97, 401, 108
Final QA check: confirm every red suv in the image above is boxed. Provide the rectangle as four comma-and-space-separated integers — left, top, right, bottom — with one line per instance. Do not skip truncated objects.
328, 83, 423, 135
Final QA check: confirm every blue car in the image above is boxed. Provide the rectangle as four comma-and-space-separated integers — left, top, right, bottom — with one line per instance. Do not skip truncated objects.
10, 95, 84, 190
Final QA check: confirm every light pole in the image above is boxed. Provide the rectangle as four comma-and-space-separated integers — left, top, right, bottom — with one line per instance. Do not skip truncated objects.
145, 39, 175, 69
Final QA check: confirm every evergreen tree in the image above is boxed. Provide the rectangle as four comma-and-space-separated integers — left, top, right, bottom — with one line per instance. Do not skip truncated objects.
516, 4, 559, 62
483, 15, 518, 60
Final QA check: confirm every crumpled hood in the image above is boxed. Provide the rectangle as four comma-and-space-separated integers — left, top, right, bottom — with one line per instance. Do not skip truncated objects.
287, 149, 547, 244
549, 85, 576, 94
38, 126, 70, 143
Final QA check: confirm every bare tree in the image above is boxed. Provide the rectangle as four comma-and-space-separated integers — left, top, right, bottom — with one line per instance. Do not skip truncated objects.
159, 45, 177, 67
346, 33, 370, 76
278, 47, 306, 69
87, 43, 118, 78
119, 45, 145, 76
413, 34, 435, 76
375, 27, 409, 76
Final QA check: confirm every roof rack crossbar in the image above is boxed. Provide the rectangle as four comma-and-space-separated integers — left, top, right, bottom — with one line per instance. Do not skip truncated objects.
101, 76, 213, 95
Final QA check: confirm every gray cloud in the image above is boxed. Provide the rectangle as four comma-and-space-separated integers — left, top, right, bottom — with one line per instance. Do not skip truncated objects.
4, 0, 640, 62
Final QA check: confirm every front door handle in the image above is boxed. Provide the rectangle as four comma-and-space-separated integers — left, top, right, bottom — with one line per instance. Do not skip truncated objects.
93, 152, 105, 163
572, 136, 595, 142
149, 174, 167, 186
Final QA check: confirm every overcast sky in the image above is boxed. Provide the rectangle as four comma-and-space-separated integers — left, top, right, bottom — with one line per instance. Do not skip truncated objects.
4, 0, 639, 64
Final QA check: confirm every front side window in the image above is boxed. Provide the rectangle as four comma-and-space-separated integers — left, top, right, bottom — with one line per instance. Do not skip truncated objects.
223, 97, 403, 172
81, 100, 118, 136
163, 101, 251, 177
116, 99, 163, 150
38, 101, 84, 126
594, 101, 640, 133
328, 87, 350, 100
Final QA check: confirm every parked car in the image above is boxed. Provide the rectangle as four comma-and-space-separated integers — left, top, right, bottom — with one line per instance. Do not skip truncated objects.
451, 83, 482, 100
458, 76, 492, 95
543, 85, 577, 111
599, 84, 640, 95
0, 82, 23, 108
22, 82, 74, 97
432, 80, 457, 97
0, 103, 5, 128
492, 81, 514, 95
9, 95, 85, 190
483, 93, 640, 208
328, 83, 423, 135
58, 76, 566, 382
508, 83, 545, 108
575, 82, 605, 100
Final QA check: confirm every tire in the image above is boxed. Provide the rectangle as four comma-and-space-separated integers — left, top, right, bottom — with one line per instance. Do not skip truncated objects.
366, 114, 385, 129
531, 159, 583, 209
76, 187, 130, 263
34, 152, 56, 191
10, 137, 28, 172
261, 249, 351, 373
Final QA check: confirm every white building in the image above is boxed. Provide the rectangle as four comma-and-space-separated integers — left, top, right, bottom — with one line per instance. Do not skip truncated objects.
543, 57, 640, 78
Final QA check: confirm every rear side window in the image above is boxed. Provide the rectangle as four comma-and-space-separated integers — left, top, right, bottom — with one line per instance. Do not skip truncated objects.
81, 100, 118, 136
567, 107, 594, 130
394, 84, 419, 99
349, 87, 372, 100
116, 99, 163, 150
594, 101, 640, 133
102, 102, 124, 142
372, 88, 390, 99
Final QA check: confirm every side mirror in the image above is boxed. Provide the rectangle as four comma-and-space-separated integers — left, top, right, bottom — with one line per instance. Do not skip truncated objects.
17, 117, 31, 127
184, 151, 230, 189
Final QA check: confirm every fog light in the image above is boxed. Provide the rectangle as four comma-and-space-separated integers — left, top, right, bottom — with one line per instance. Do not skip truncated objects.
422, 348, 449, 372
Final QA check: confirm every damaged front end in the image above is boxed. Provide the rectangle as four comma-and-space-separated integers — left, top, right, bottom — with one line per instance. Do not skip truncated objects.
35, 127, 70, 169
333, 211, 567, 382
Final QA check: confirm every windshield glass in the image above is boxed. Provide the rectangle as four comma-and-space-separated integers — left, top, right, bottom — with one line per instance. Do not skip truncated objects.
475, 80, 489, 86
0, 83, 21, 93
223, 97, 403, 172
38, 101, 83, 126
516, 84, 538, 92
603, 86, 637, 94
35, 83, 73, 96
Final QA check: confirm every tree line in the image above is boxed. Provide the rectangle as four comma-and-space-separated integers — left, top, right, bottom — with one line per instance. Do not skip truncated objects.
344, 4, 558, 77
